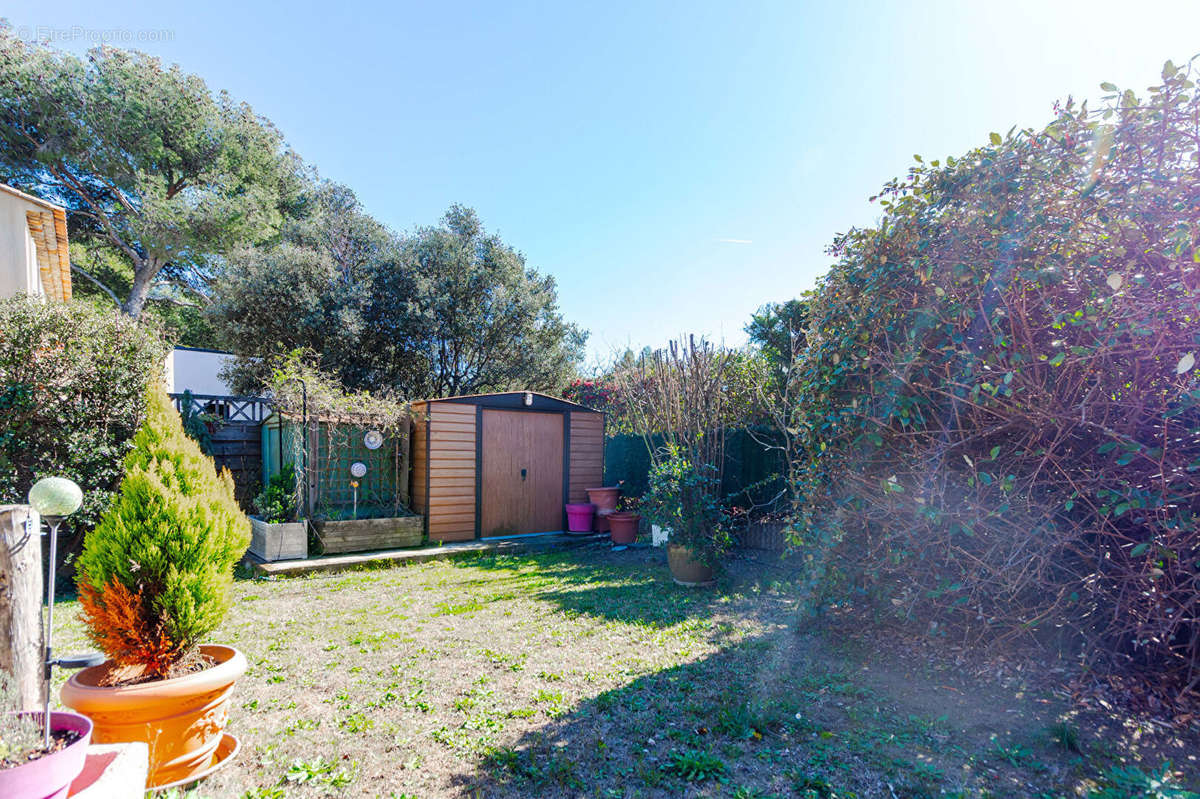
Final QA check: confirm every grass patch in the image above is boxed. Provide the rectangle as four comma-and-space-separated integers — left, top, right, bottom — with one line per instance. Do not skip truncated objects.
49, 546, 1200, 797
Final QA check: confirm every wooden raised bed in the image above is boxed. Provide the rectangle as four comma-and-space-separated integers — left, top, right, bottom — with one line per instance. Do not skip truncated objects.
249, 517, 308, 562
311, 515, 423, 554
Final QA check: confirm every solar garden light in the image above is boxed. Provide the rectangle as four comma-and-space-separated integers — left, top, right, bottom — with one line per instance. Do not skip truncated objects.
350, 462, 367, 519
27, 477, 104, 748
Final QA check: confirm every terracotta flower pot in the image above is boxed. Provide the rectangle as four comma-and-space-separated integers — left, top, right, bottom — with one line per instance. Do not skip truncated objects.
61, 644, 246, 789
586, 487, 621, 532
586, 487, 621, 513
0, 711, 92, 799
667, 544, 715, 587
607, 512, 641, 544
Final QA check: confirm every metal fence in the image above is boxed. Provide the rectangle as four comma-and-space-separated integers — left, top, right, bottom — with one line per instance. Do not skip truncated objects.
603, 426, 787, 512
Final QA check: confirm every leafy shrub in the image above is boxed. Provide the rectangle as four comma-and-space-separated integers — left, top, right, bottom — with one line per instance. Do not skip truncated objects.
0, 297, 166, 536
253, 464, 298, 523
790, 63, 1200, 690
642, 448, 731, 566
76, 386, 250, 678
615, 337, 736, 565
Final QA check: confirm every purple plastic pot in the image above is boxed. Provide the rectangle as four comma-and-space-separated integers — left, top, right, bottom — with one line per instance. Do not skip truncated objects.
564, 503, 596, 533
0, 711, 93, 799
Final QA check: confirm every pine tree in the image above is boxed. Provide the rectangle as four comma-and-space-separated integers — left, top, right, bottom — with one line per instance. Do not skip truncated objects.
76, 385, 250, 678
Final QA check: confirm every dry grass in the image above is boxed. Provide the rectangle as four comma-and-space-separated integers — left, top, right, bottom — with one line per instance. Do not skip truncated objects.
51, 545, 1199, 798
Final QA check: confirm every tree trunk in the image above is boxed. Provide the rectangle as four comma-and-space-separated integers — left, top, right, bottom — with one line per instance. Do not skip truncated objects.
121, 256, 158, 318
0, 505, 45, 710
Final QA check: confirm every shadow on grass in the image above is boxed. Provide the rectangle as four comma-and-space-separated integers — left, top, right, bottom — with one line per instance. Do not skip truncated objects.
444, 619, 1200, 799
444, 545, 740, 628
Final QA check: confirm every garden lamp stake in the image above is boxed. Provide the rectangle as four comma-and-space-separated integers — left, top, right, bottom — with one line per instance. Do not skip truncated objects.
349, 462, 367, 520
28, 477, 103, 750
41, 515, 62, 749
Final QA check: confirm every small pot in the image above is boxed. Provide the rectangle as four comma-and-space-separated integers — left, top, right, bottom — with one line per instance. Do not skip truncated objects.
61, 644, 246, 788
564, 503, 596, 533
0, 711, 92, 799
607, 512, 641, 544
667, 544, 715, 587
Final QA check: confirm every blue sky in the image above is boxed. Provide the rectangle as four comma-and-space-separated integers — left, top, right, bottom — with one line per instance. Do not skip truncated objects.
8, 1, 1200, 366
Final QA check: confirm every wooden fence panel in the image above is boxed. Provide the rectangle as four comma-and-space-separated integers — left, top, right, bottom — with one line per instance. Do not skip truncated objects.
210, 423, 263, 511
737, 521, 789, 552
171, 394, 270, 512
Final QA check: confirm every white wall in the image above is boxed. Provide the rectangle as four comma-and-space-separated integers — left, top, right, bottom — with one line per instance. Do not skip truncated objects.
166, 347, 236, 395
0, 191, 43, 299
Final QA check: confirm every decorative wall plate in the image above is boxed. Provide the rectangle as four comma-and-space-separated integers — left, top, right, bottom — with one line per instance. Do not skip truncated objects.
363, 430, 384, 450
350, 461, 368, 478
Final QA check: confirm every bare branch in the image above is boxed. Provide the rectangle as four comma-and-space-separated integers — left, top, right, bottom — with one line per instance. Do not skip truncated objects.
68, 261, 121, 308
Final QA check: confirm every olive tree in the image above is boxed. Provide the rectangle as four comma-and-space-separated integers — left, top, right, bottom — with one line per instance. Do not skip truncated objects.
213, 201, 586, 398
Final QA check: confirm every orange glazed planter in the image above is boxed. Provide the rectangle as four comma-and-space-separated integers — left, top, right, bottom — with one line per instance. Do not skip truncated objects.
60, 644, 247, 789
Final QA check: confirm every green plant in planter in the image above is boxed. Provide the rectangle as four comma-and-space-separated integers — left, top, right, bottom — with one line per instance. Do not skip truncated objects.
642, 447, 731, 567
253, 464, 298, 523
76, 385, 251, 679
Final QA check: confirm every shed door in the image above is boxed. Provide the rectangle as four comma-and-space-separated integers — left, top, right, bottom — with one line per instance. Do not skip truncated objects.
480, 410, 564, 536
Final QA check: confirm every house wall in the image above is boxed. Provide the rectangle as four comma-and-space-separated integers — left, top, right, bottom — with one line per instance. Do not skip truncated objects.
0, 192, 42, 299
167, 347, 236, 395
567, 412, 605, 502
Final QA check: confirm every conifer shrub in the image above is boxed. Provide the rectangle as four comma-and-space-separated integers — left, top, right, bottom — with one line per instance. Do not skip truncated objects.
76, 385, 251, 679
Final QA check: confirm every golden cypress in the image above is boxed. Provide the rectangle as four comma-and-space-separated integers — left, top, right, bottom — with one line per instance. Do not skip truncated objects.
77, 385, 250, 678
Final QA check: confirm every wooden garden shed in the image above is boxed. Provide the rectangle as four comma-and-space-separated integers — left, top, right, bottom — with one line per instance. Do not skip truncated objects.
411, 392, 605, 541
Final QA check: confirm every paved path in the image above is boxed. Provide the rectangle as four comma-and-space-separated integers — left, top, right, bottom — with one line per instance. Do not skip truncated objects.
250, 531, 607, 577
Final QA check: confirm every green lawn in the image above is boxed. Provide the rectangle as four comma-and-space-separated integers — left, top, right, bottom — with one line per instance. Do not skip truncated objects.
53, 547, 1198, 798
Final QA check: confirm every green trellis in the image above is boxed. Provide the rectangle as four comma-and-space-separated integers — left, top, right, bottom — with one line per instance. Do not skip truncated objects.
262, 413, 411, 520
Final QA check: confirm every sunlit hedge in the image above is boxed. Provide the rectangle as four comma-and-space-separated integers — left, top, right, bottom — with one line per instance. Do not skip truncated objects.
0, 297, 166, 533
792, 63, 1200, 691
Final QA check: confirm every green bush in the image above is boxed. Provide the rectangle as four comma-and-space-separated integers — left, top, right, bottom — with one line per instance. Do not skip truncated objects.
642, 448, 731, 566
253, 464, 298, 523
76, 386, 250, 678
0, 297, 166, 535
790, 63, 1200, 688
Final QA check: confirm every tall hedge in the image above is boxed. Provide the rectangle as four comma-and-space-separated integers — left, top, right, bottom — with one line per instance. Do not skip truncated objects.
77, 386, 250, 677
0, 297, 166, 533
792, 63, 1200, 690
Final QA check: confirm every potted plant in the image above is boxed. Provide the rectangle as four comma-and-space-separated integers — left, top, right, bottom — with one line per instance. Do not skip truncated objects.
642, 449, 731, 586
607, 496, 641, 545
0, 698, 93, 799
249, 464, 307, 561
614, 337, 733, 585
61, 386, 251, 789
